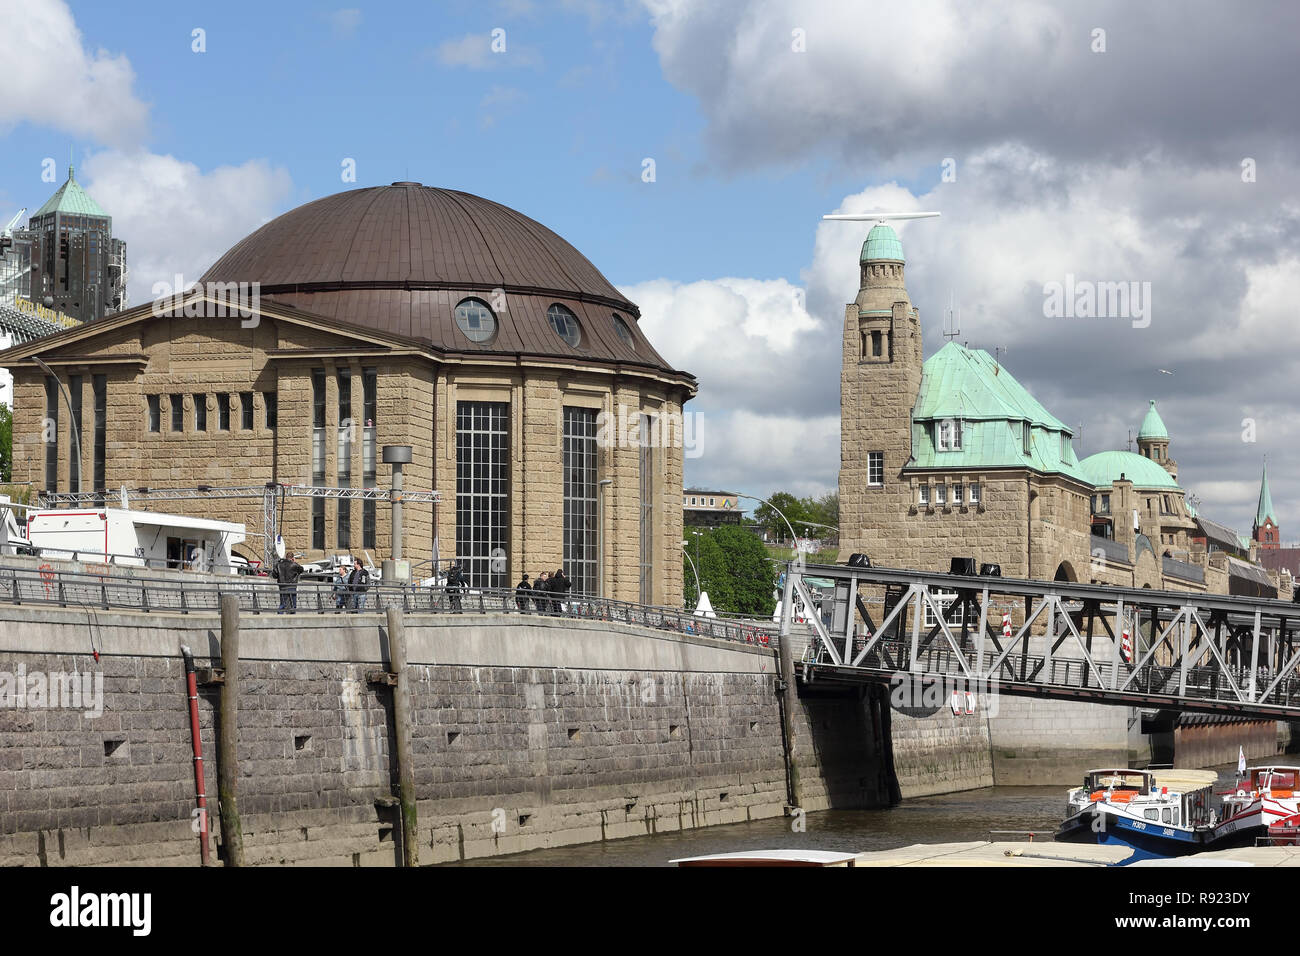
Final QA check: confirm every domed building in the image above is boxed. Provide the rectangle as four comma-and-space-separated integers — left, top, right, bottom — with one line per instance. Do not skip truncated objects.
0, 183, 695, 604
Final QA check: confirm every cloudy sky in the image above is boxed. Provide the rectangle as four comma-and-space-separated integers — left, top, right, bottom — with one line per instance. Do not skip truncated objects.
2, 0, 1298, 539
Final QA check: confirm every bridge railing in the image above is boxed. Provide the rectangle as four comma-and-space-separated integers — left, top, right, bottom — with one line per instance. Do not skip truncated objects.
0, 564, 781, 648
822, 637, 1300, 711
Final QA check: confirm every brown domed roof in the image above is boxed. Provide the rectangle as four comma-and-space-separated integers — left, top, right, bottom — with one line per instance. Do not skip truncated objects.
200, 183, 685, 378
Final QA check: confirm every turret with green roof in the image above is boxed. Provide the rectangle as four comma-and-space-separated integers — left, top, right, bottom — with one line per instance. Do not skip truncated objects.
1254, 462, 1278, 549
1137, 399, 1167, 441
31, 165, 111, 223
860, 223, 904, 263
1135, 399, 1176, 480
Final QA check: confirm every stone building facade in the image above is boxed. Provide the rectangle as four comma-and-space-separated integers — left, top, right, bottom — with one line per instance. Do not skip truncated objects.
837, 223, 1290, 601
0, 183, 693, 606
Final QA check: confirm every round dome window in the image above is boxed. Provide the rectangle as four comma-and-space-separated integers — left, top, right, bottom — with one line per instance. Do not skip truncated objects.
454, 297, 497, 343
612, 313, 635, 349
547, 303, 582, 348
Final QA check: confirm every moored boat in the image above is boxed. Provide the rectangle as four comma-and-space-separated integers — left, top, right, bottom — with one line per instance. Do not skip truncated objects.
1267, 812, 1300, 846
1055, 768, 1218, 863
1209, 766, 1300, 848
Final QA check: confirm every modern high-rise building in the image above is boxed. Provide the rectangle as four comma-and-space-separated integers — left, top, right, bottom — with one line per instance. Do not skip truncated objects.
24, 166, 127, 324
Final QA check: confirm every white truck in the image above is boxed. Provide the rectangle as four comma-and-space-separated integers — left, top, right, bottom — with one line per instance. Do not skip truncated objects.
1, 498, 246, 573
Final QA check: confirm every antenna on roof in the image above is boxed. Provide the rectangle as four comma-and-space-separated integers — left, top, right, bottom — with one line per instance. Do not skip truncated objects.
1073, 422, 1084, 453
1127, 429, 1134, 452
942, 291, 961, 342
993, 346, 1006, 375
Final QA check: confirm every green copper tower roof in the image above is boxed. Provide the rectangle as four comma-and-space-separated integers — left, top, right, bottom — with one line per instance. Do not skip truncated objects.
31, 166, 110, 220
860, 223, 904, 262
1257, 462, 1276, 528
1079, 449, 1181, 491
907, 342, 1092, 483
1137, 399, 1168, 441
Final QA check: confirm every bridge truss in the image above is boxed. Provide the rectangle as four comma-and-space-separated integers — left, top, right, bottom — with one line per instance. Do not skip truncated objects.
785, 562, 1300, 720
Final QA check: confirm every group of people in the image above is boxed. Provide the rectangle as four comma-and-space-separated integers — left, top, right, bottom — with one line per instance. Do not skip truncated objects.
270, 550, 372, 612
514, 569, 572, 614
333, 558, 372, 610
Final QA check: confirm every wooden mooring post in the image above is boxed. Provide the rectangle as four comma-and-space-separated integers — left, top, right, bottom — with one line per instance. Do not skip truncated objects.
218, 595, 245, 866
386, 606, 419, 867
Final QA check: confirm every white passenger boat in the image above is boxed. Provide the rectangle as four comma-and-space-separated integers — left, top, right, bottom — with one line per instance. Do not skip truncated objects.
1055, 768, 1218, 862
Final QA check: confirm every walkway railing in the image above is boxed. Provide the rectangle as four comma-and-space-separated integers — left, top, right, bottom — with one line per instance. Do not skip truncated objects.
0, 564, 780, 647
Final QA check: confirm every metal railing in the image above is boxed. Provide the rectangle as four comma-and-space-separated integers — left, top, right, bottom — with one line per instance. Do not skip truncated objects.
813, 635, 1300, 713
0, 564, 781, 647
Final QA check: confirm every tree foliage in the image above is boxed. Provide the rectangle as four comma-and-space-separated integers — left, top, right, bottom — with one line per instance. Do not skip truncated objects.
683, 525, 777, 617
752, 490, 838, 540
0, 403, 11, 483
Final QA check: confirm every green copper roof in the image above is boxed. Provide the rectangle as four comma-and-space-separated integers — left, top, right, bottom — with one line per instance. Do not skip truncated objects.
907, 342, 1092, 483
1136, 399, 1168, 441
1257, 463, 1276, 528
860, 223, 904, 262
31, 166, 110, 220
1079, 450, 1181, 491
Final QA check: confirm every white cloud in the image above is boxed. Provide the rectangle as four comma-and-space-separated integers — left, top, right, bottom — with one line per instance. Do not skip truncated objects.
432, 32, 540, 70
0, 0, 149, 147
80, 151, 294, 306
324, 8, 362, 36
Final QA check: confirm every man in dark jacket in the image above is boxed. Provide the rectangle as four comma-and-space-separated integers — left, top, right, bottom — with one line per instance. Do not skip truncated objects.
274, 552, 304, 613
552, 567, 571, 612
532, 571, 550, 613
515, 573, 532, 611
347, 556, 370, 610
446, 562, 466, 611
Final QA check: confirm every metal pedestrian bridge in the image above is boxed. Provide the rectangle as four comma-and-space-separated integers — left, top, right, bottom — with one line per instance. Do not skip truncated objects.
783, 562, 1300, 720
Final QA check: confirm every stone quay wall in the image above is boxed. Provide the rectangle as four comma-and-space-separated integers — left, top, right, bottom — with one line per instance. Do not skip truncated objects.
0, 606, 899, 866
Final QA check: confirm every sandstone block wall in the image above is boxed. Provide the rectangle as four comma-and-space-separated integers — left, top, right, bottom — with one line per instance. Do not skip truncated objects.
0, 605, 894, 866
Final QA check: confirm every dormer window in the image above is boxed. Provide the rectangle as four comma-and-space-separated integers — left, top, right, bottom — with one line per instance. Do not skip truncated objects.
937, 420, 962, 451
1022, 423, 1031, 456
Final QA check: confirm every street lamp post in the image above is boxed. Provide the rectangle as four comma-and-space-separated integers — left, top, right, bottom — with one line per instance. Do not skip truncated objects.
382, 445, 412, 583
680, 540, 701, 610
31, 355, 83, 495
734, 492, 799, 547
597, 478, 612, 597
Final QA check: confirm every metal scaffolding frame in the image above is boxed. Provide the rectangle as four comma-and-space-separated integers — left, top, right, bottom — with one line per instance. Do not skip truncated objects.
39, 483, 441, 568
789, 561, 1300, 719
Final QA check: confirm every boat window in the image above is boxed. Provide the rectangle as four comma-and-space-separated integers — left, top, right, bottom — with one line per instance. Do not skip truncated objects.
1162, 808, 1171, 824
1145, 809, 1160, 821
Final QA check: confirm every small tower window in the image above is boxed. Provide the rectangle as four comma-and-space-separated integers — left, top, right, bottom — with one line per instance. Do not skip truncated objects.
871, 331, 883, 357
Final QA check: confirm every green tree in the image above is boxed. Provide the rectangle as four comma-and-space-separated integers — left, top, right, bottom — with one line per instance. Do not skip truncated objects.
753, 491, 807, 540
683, 526, 777, 617
0, 403, 11, 483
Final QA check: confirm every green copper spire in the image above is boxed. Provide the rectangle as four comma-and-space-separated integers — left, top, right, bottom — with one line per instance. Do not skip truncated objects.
1137, 399, 1168, 441
1256, 462, 1277, 529
32, 163, 110, 219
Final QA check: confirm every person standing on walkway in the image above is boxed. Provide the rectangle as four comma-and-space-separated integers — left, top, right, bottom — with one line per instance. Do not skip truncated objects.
333, 564, 350, 610
348, 556, 369, 610
552, 567, 571, 613
515, 573, 532, 611
446, 561, 466, 611
533, 571, 550, 613
275, 551, 304, 613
